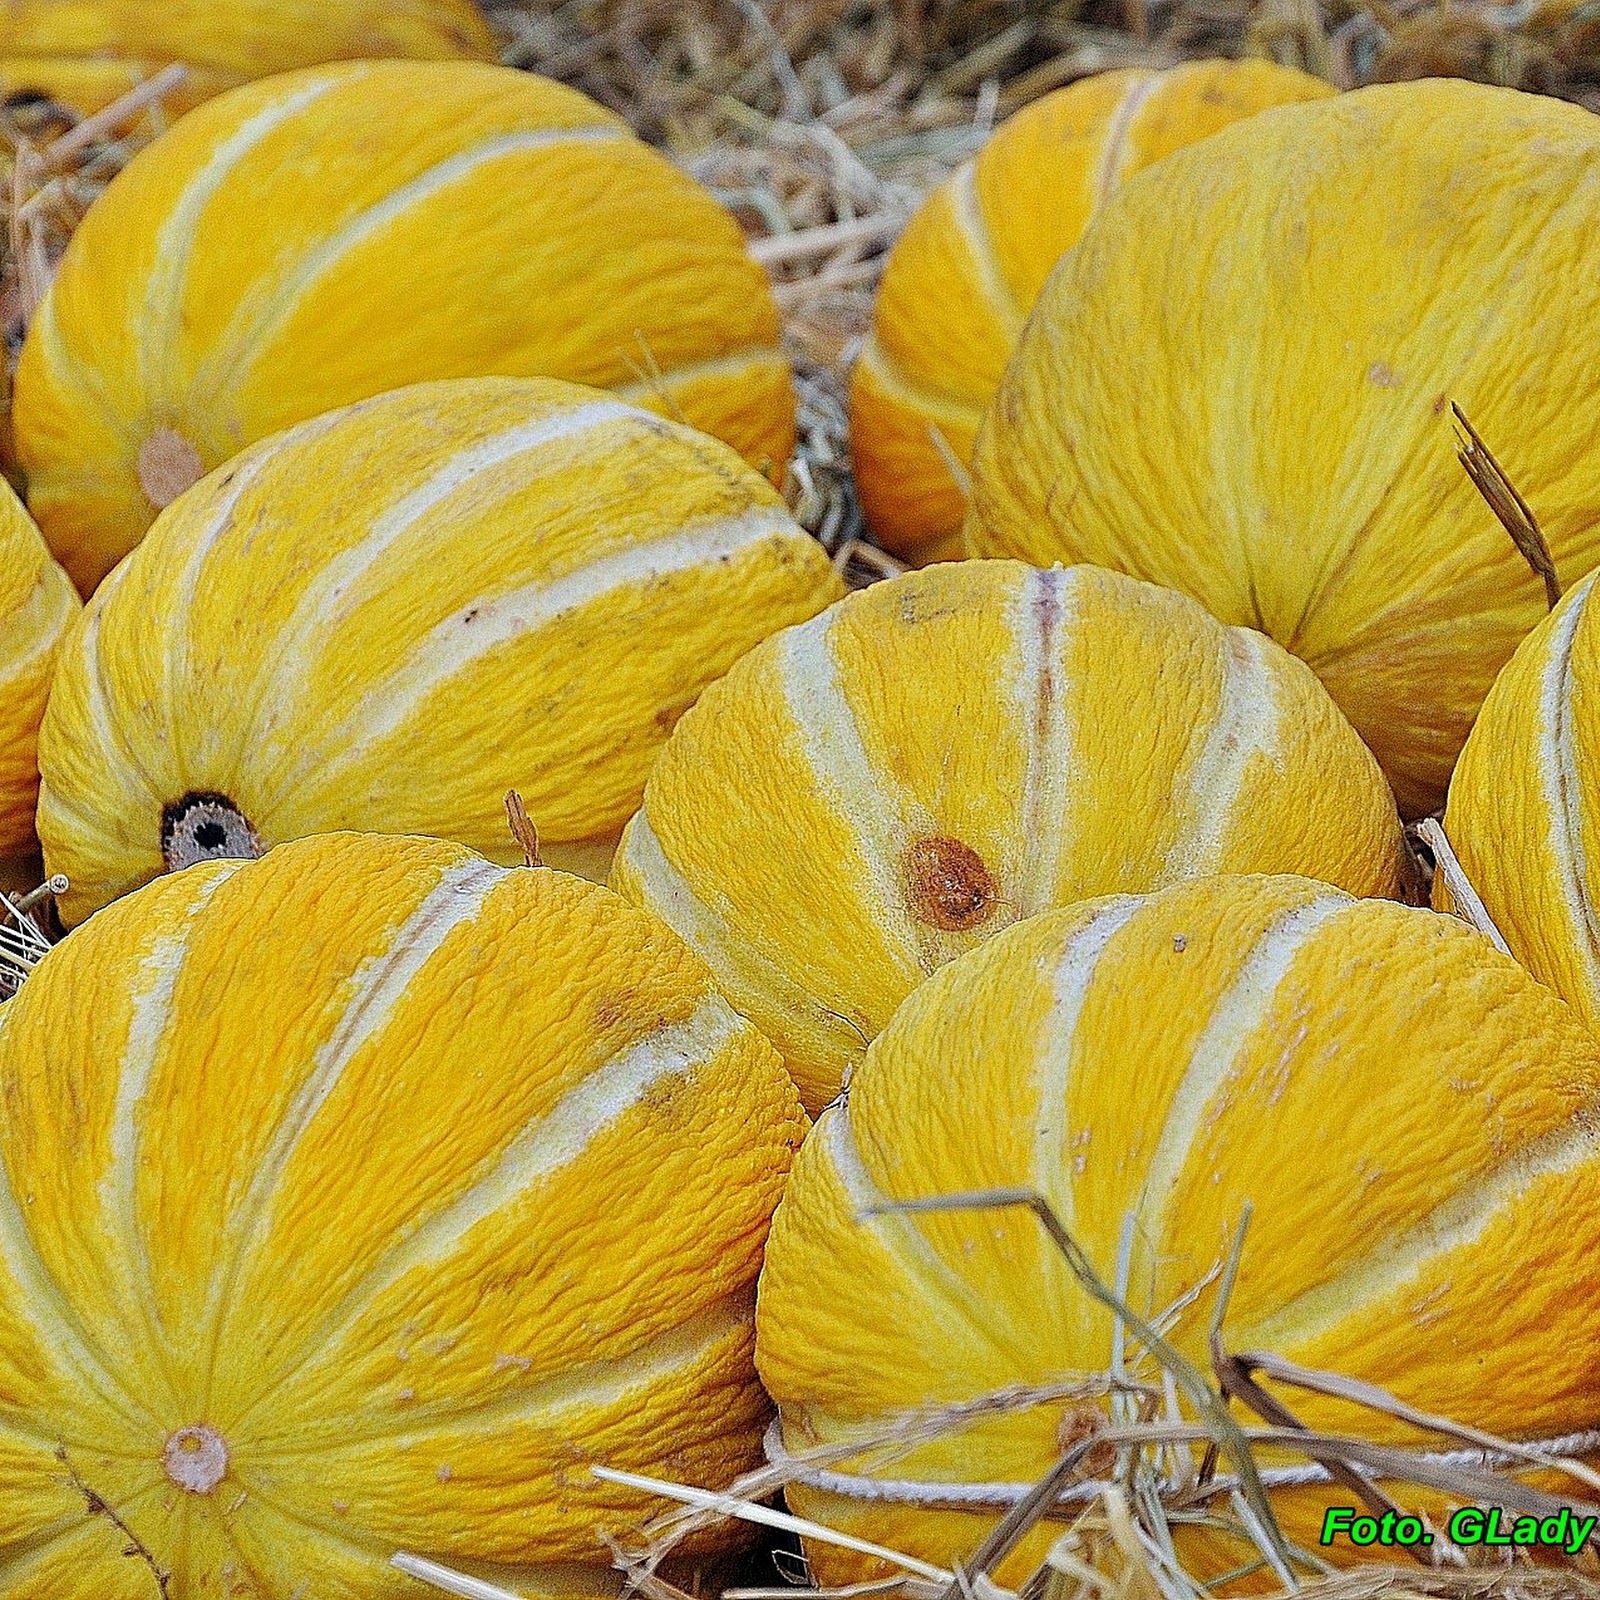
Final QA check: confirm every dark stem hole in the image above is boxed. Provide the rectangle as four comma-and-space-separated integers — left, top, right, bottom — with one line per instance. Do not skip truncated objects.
161, 792, 264, 874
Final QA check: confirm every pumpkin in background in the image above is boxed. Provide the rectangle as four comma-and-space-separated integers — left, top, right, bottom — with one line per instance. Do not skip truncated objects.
0, 480, 79, 866
0, 0, 495, 118
1440, 568, 1600, 1026
0, 830, 805, 1597
966, 80, 1600, 818
13, 60, 798, 595
612, 560, 1404, 1113
851, 59, 1332, 565
756, 874, 1600, 1588
36, 377, 842, 927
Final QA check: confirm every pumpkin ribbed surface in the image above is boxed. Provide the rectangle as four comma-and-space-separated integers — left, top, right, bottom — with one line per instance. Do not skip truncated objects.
755, 874, 1600, 1588
0, 1, 494, 119
0, 831, 805, 1597
851, 59, 1331, 564
36, 377, 843, 927
966, 79, 1600, 818
612, 561, 1404, 1113
1441, 569, 1600, 1025
13, 60, 798, 594
0, 480, 79, 860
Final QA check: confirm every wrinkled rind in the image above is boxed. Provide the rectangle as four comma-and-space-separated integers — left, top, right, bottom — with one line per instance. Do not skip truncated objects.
13, 60, 796, 593
851, 59, 1330, 562
0, 0, 496, 80
613, 560, 1404, 1112
0, 484, 80, 856
968, 78, 1600, 817
1442, 570, 1600, 1024
756, 875, 1600, 1589
36, 376, 843, 926
0, 832, 805, 1595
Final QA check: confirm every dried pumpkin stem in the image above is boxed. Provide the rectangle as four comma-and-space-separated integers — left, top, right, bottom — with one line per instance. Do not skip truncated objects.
160, 792, 264, 874
1452, 403, 1561, 611
1415, 818, 1511, 955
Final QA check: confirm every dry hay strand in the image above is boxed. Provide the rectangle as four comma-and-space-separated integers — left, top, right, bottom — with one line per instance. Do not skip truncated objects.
386, 1189, 1600, 1600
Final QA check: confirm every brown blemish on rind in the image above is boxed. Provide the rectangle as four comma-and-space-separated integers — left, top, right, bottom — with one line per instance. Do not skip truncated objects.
137, 428, 206, 510
161, 792, 264, 873
904, 836, 998, 932
163, 1424, 228, 1494
1056, 1403, 1117, 1478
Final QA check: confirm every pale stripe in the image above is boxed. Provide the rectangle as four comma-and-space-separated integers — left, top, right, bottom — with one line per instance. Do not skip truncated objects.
234, 992, 751, 1413
1091, 72, 1165, 209
281, 504, 806, 812
853, 335, 989, 430
78, 604, 162, 811
617, 808, 855, 1055
0, 564, 76, 683
824, 1099, 1042, 1372
949, 162, 1028, 334
1539, 573, 1600, 1003
203, 858, 505, 1363
1015, 566, 1077, 917
777, 616, 929, 975
1032, 896, 1144, 1226
205, 124, 630, 393
257, 1287, 753, 1453
1162, 626, 1284, 881
1240, 1112, 1600, 1353
141, 73, 341, 398
1136, 893, 1351, 1239
102, 862, 240, 1381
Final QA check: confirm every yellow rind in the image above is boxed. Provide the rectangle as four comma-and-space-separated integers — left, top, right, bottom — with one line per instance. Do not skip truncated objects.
612, 560, 1404, 1112
756, 874, 1600, 1591
35, 376, 843, 926
0, 831, 805, 1596
13, 60, 797, 594
967, 78, 1600, 817
851, 59, 1331, 564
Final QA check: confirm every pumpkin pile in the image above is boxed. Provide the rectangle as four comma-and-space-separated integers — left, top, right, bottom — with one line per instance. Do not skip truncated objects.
3, 9, 1600, 1598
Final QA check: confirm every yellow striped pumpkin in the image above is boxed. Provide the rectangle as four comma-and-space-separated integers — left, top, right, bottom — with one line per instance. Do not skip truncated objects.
36, 377, 843, 927
612, 561, 1405, 1113
756, 873, 1600, 1588
14, 60, 798, 595
0, 0, 495, 118
1441, 569, 1600, 1024
966, 80, 1600, 819
0, 830, 805, 1597
852, 60, 1332, 564
0, 480, 79, 863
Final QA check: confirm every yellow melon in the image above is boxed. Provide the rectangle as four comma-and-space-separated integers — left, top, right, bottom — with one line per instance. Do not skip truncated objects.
612, 560, 1404, 1113
1440, 568, 1600, 1026
966, 80, 1600, 818
0, 479, 79, 864
13, 60, 798, 594
0, 829, 805, 1597
852, 59, 1333, 565
35, 377, 843, 927
756, 873, 1600, 1589
0, 0, 495, 118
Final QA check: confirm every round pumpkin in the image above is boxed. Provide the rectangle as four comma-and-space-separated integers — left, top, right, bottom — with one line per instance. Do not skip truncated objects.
611, 560, 1404, 1114
0, 479, 79, 863
0, 1, 495, 118
755, 873, 1600, 1589
13, 60, 798, 595
0, 829, 805, 1597
965, 79, 1600, 819
851, 59, 1332, 565
1440, 567, 1600, 1026
36, 377, 843, 927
